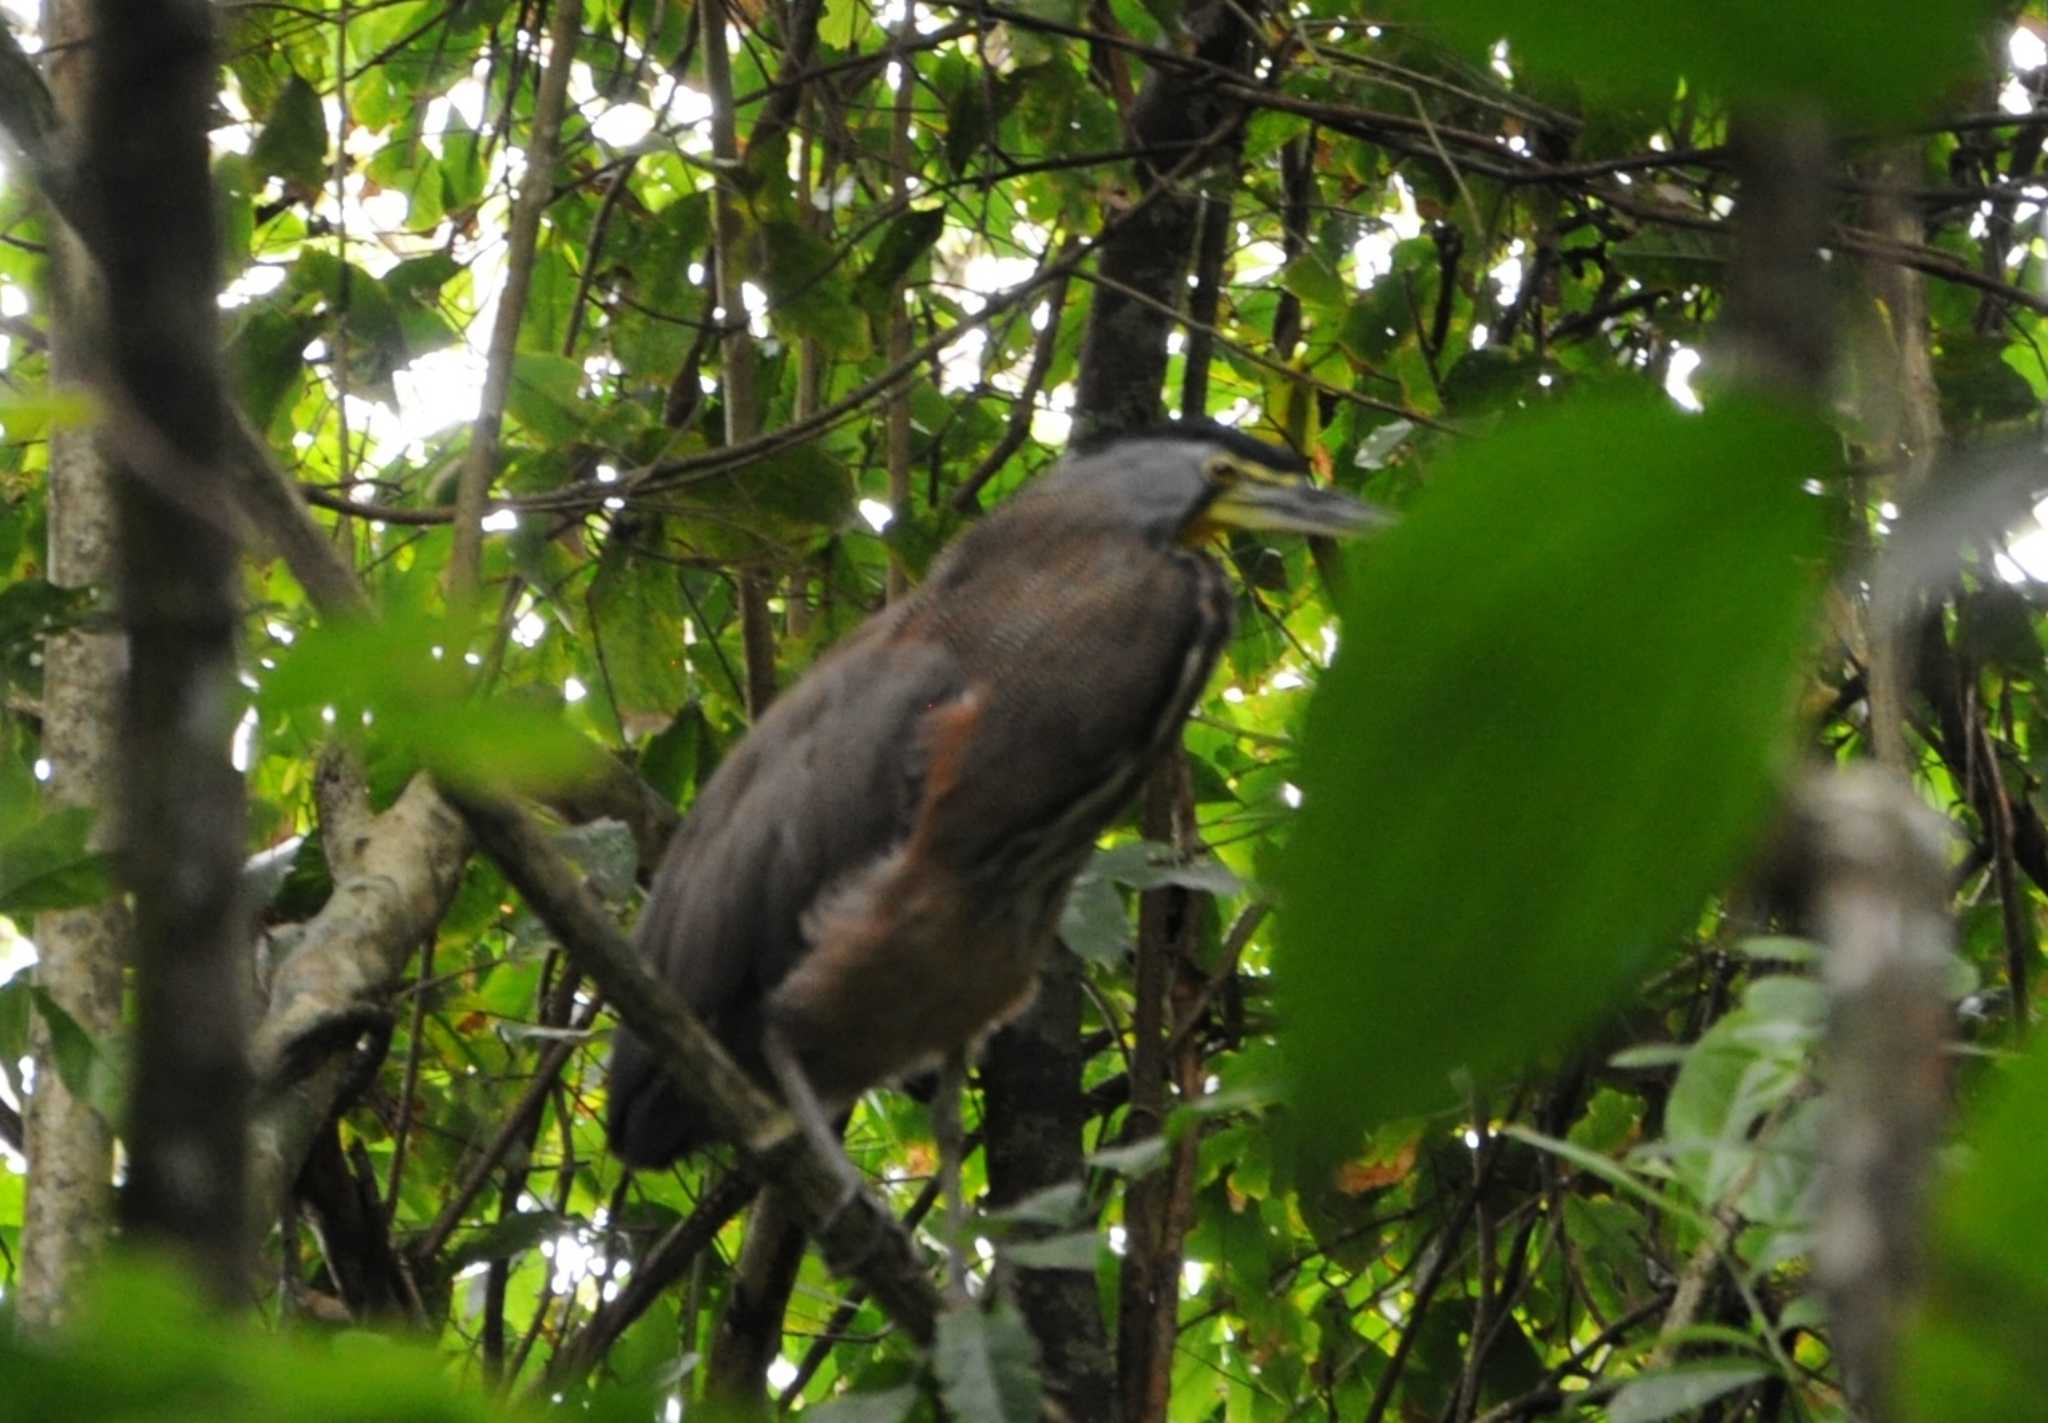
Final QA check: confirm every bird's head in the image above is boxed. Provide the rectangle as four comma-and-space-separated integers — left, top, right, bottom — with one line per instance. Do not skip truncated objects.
1046, 420, 1389, 547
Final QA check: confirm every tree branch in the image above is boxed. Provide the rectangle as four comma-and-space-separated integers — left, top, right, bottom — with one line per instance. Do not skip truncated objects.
248, 761, 470, 1224
444, 786, 946, 1344
448, 0, 586, 601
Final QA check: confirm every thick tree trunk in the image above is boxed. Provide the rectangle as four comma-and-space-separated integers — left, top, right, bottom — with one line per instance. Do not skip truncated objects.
982, 6, 1256, 1415
1072, 0, 1251, 444
82, 0, 252, 1294
983, 954, 1116, 1423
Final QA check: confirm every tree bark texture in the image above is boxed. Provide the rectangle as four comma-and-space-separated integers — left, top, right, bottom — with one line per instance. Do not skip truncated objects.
1722, 113, 1833, 397
1072, 0, 1253, 444
979, 5, 1258, 1414
983, 952, 1117, 1423
1802, 769, 1953, 1423
17, 0, 122, 1330
247, 765, 468, 1224
706, 1188, 810, 1407
1115, 757, 1203, 1423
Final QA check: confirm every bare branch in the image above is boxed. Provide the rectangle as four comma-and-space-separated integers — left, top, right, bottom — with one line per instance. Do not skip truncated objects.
447, 0, 586, 601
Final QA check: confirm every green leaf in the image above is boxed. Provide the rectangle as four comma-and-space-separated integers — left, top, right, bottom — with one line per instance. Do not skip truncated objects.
1562, 1194, 1656, 1322
1664, 974, 1822, 1204
257, 610, 600, 795
759, 219, 870, 356
384, 252, 461, 303
856, 207, 947, 307
1339, 288, 1408, 365
588, 548, 690, 719
1083, 840, 1244, 897
944, 83, 998, 175
28, 985, 95, 1099
1439, 348, 1547, 416
28, 985, 121, 1122
216, 153, 254, 272
932, 1305, 1043, 1423
1352, 418, 1416, 471
279, 251, 414, 400
0, 805, 113, 914
1608, 1044, 1688, 1069
1278, 395, 1829, 1152
506, 352, 586, 444
1611, 229, 1722, 288
1401, 0, 1999, 123
0, 1256, 632, 1423
228, 306, 316, 433
1608, 1364, 1770, 1423
1665, 1018, 1775, 1205
1959, 584, 2044, 674
1057, 854, 1130, 964
1936, 336, 2041, 427
250, 75, 329, 187
998, 1231, 1104, 1272
1087, 1136, 1171, 1179
442, 128, 488, 210
554, 818, 640, 905
1280, 254, 1346, 314
0, 577, 91, 664
0, 967, 29, 1067
675, 443, 856, 555
818, 0, 872, 51
1903, 1032, 2048, 1422
803, 1385, 919, 1423
1731, 935, 1819, 964
445, 1209, 566, 1274
641, 703, 713, 805
474, 958, 545, 1018
983, 1182, 1085, 1227
1568, 1087, 1643, 1155
0, 388, 96, 447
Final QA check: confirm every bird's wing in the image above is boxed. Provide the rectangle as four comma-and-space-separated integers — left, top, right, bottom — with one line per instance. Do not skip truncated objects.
607, 617, 964, 1165
920, 526, 1226, 875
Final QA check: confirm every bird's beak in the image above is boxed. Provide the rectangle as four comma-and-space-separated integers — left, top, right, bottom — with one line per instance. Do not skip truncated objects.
1202, 478, 1391, 539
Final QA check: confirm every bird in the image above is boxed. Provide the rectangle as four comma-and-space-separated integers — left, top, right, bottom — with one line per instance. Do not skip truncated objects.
607, 423, 1383, 1178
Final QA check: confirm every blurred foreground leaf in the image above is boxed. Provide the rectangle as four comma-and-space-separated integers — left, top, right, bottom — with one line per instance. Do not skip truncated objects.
932, 1305, 1042, 1423
1902, 1035, 2048, 1423
1398, 0, 1997, 123
1278, 395, 1829, 1155
259, 610, 599, 794
0, 1255, 654, 1423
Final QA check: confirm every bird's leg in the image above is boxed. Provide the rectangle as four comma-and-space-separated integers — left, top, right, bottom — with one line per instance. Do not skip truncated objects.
935, 1045, 971, 1305
760, 1024, 866, 1213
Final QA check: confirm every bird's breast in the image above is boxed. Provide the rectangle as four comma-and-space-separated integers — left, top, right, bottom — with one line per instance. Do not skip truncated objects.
765, 841, 1045, 1103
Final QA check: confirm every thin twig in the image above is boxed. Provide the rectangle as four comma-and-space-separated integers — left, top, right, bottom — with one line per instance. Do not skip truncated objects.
448, 0, 586, 600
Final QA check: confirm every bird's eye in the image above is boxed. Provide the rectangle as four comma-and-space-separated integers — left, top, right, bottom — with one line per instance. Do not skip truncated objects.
1202, 454, 1243, 486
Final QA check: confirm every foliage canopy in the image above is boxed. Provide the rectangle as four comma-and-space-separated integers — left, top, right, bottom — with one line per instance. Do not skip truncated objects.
3, 0, 2048, 1421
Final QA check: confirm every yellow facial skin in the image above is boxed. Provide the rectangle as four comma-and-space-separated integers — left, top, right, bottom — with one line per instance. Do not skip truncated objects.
1182, 452, 1384, 544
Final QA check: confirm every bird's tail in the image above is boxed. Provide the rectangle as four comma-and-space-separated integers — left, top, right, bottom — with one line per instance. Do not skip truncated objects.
606, 1025, 712, 1167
